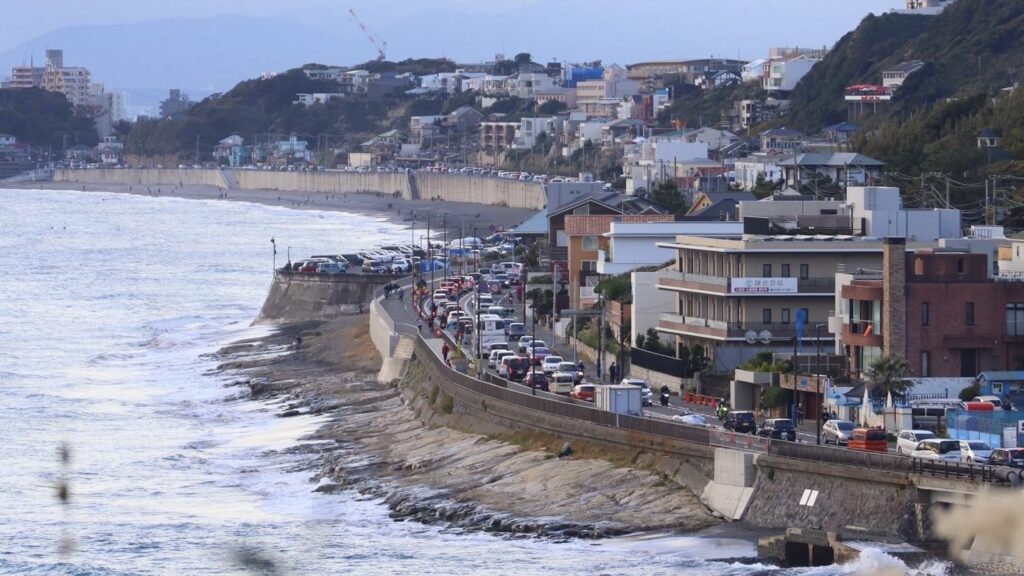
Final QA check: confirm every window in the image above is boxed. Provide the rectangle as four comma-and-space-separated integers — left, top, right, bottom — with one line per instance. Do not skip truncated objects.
799, 264, 809, 280
914, 258, 925, 275
762, 308, 772, 324
957, 258, 965, 274
581, 235, 599, 250
1007, 303, 1024, 336
781, 309, 791, 324
921, 351, 930, 377
582, 260, 597, 273
922, 302, 930, 326
781, 264, 790, 278
762, 264, 772, 277
800, 308, 809, 323
965, 302, 975, 326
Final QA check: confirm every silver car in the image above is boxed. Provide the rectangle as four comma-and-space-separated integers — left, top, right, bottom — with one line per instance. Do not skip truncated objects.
822, 419, 856, 445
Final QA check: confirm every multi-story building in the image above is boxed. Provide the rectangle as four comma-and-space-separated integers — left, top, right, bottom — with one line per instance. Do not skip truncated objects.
763, 54, 818, 92
5, 64, 44, 89
626, 59, 746, 85
881, 61, 925, 89
479, 122, 518, 152
6, 50, 93, 107
654, 234, 907, 371
834, 239, 1022, 380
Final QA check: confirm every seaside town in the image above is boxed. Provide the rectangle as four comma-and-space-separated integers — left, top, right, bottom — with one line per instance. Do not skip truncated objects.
5, 0, 1024, 574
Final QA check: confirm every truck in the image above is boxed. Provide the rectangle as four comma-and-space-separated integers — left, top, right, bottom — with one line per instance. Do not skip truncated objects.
594, 385, 643, 417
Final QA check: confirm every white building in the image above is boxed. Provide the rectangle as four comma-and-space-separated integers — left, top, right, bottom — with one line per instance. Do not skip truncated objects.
881, 60, 925, 89
598, 220, 744, 276
293, 93, 345, 107
763, 54, 818, 92
0, 134, 16, 146
847, 186, 961, 242
507, 73, 558, 99
516, 117, 560, 148
734, 154, 784, 190
304, 67, 346, 81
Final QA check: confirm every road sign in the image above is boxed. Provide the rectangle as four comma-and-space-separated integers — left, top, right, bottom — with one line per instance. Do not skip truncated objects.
488, 224, 497, 233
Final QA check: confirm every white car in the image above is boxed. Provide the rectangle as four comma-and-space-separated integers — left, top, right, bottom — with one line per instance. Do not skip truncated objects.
895, 429, 937, 456
489, 349, 514, 369
519, 339, 546, 354
910, 439, 967, 462
961, 441, 994, 464
823, 420, 856, 445
541, 355, 564, 375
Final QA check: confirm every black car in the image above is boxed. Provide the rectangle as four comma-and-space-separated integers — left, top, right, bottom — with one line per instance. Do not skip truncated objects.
723, 411, 756, 434
757, 418, 797, 441
989, 448, 1024, 468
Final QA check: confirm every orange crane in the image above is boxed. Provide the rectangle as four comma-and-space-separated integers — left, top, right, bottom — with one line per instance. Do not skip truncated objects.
348, 8, 387, 61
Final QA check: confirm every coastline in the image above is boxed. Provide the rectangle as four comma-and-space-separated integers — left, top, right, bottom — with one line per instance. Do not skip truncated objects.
6, 180, 539, 234
214, 314, 721, 539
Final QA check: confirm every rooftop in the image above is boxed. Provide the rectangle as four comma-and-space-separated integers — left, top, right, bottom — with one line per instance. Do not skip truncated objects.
564, 213, 675, 236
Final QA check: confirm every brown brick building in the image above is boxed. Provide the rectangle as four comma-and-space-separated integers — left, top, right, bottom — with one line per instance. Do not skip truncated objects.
839, 241, 1024, 378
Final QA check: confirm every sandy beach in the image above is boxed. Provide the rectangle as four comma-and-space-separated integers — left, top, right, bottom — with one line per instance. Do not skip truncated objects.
8, 179, 539, 236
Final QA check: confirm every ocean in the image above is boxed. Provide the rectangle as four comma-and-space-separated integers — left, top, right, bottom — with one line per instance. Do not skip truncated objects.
0, 188, 950, 575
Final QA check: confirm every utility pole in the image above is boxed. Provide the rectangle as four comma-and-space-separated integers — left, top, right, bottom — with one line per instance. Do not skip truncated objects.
598, 296, 605, 383
985, 178, 990, 225
428, 213, 434, 287
945, 178, 950, 209
443, 213, 448, 284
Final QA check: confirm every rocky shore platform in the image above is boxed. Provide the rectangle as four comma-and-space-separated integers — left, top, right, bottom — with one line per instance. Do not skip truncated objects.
210, 313, 719, 538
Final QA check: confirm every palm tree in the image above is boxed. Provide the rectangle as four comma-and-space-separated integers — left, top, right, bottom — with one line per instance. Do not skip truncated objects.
866, 355, 912, 398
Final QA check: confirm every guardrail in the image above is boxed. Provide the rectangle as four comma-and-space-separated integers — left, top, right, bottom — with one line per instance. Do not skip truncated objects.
376, 275, 1008, 483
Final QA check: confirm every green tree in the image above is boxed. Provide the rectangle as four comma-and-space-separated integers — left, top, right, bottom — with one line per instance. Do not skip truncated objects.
866, 355, 913, 397
514, 52, 533, 66
959, 382, 981, 402
648, 180, 689, 214
689, 345, 708, 373
538, 99, 567, 115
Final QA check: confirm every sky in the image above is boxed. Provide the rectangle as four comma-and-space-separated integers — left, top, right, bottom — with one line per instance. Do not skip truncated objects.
0, 0, 907, 105
0, 0, 905, 57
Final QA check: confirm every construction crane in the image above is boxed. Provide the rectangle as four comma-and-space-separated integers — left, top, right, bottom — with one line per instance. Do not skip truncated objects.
348, 8, 387, 62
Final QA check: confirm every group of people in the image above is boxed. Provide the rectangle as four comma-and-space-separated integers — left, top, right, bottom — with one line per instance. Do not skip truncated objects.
383, 282, 404, 301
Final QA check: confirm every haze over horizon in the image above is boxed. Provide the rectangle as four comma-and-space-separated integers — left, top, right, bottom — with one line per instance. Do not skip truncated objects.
0, 0, 904, 106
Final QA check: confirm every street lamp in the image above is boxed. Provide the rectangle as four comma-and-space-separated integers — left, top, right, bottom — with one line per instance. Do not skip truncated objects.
531, 286, 538, 396
815, 323, 827, 445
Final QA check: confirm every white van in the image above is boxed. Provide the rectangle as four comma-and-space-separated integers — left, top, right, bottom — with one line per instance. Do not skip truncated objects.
550, 372, 576, 395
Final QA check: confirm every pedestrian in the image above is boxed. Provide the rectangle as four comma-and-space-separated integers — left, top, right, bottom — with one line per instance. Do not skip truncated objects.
417, 318, 423, 333
609, 362, 617, 383
398, 287, 404, 302
442, 342, 450, 362
295, 335, 303, 349
797, 403, 805, 425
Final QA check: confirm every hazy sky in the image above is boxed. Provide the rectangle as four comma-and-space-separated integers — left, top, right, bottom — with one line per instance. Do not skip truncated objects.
1, 0, 905, 57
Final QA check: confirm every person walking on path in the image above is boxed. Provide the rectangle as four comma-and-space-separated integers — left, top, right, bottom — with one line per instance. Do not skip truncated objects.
398, 287, 404, 302
442, 342, 450, 362
417, 318, 423, 333
609, 362, 617, 384
797, 403, 805, 425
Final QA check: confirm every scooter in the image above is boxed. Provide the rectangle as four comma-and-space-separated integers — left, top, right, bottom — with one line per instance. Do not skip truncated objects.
659, 389, 670, 407
716, 402, 730, 421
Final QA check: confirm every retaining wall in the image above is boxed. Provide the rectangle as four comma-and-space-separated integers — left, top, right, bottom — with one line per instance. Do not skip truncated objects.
55, 168, 227, 188
56, 169, 546, 209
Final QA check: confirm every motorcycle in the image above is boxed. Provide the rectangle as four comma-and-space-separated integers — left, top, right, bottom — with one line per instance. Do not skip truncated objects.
659, 389, 670, 407
716, 402, 730, 421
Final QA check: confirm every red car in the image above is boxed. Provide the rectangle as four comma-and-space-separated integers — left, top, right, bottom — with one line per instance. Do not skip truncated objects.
569, 384, 595, 402
528, 346, 551, 365
523, 371, 549, 391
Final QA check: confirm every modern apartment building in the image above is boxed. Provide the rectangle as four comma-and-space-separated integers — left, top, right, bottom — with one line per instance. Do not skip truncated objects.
654, 234, 921, 370
4, 49, 93, 107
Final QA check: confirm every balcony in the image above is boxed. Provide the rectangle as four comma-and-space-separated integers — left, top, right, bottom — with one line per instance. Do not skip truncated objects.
656, 270, 729, 293
843, 319, 883, 347
657, 314, 836, 342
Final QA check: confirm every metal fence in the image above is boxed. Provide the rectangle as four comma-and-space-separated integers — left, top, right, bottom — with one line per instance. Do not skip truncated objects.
710, 430, 771, 453
768, 441, 911, 474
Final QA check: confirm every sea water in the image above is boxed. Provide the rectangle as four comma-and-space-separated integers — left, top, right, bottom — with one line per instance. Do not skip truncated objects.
0, 188, 948, 575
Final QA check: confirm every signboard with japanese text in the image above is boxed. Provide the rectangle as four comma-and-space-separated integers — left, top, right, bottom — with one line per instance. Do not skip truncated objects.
730, 277, 798, 294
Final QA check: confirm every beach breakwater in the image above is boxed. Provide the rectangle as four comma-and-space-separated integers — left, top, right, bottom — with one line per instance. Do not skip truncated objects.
55, 168, 547, 209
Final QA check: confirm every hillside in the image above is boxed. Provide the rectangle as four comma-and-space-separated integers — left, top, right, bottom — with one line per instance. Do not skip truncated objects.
782, 0, 1024, 182
0, 87, 98, 150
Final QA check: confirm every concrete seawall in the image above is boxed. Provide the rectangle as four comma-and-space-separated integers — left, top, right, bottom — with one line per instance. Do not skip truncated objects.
257, 273, 395, 324
55, 168, 546, 209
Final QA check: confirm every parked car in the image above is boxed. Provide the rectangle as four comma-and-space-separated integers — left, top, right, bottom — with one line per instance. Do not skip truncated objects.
988, 448, 1024, 468
723, 411, 756, 434
848, 428, 888, 452
489, 349, 514, 370
523, 370, 549, 391
757, 418, 797, 441
317, 262, 348, 275
619, 378, 653, 406
389, 259, 412, 273
823, 419, 856, 445
362, 259, 389, 273
972, 395, 1005, 410
541, 355, 564, 375
569, 384, 595, 402
910, 439, 966, 462
895, 429, 937, 456
961, 441, 994, 464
